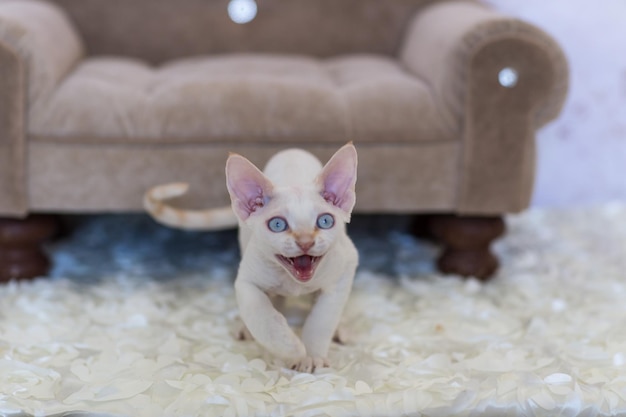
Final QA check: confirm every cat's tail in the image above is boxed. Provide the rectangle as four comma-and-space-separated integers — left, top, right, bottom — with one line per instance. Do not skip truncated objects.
143, 182, 238, 230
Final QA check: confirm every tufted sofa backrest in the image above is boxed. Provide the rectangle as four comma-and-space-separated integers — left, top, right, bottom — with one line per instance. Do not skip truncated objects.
50, 0, 440, 64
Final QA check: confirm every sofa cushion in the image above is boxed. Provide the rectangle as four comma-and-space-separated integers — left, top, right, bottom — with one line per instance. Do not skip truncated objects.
29, 54, 454, 143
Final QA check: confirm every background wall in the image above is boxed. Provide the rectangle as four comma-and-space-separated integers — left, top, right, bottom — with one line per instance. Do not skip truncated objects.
487, 0, 626, 208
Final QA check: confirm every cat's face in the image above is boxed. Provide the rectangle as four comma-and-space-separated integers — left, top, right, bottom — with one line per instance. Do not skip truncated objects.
226, 144, 358, 284
247, 185, 347, 282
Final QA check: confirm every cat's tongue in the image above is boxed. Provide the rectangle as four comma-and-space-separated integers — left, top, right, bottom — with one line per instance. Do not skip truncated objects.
292, 255, 314, 282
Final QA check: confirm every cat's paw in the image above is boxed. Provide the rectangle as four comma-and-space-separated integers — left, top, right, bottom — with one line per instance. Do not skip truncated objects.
290, 356, 330, 373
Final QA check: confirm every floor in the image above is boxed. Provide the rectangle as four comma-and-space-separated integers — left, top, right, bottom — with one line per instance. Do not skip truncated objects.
1, 205, 625, 416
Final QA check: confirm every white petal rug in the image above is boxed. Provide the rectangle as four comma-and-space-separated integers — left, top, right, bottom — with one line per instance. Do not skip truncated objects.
1, 205, 626, 417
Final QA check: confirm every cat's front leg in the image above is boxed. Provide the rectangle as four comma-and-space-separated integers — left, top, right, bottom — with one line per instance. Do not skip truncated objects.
295, 271, 354, 372
236, 294, 286, 341
235, 280, 306, 362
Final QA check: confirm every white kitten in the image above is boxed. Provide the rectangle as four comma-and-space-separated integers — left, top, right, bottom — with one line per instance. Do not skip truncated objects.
144, 144, 359, 372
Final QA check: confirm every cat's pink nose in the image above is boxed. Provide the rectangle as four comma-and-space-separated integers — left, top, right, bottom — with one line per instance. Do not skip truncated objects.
297, 240, 314, 253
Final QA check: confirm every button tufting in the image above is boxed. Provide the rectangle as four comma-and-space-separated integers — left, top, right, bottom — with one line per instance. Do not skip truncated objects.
228, 0, 257, 24
498, 67, 518, 88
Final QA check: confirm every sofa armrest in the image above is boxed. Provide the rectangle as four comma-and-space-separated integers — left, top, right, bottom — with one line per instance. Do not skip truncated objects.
399, 0, 568, 214
0, 0, 84, 216
0, 0, 84, 102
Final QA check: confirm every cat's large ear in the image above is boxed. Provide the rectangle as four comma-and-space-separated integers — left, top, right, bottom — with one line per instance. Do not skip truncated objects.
316, 143, 358, 217
226, 154, 274, 221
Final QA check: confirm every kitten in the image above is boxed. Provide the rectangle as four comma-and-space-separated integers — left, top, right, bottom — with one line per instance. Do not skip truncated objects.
144, 143, 359, 373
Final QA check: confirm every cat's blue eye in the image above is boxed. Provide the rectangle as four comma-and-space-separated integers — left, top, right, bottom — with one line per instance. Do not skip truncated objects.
267, 217, 288, 233
316, 213, 335, 230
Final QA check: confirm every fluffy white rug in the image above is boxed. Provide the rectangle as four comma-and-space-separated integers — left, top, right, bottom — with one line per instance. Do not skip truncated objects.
1, 205, 625, 417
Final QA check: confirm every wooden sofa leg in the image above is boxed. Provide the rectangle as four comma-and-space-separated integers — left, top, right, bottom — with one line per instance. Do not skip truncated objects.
428, 214, 505, 281
410, 215, 435, 241
0, 215, 59, 282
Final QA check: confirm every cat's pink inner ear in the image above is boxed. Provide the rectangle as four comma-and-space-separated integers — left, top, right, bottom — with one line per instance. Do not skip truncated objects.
226, 154, 273, 220
317, 144, 358, 214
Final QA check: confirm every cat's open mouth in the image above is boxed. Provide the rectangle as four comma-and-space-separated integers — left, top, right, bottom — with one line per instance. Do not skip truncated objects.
276, 255, 322, 283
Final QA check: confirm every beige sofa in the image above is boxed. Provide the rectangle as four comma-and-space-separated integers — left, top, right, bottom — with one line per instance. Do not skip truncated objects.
0, 0, 568, 281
